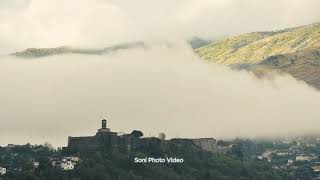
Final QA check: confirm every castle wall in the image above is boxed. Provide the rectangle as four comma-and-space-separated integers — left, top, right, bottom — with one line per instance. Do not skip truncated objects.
67, 132, 125, 151
192, 138, 217, 152
68, 136, 100, 151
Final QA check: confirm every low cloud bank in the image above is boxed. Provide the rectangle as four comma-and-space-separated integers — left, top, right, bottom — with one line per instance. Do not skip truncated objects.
1, 44, 320, 146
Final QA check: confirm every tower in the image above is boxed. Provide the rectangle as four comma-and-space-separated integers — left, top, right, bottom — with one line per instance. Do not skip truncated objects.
102, 119, 107, 129
98, 119, 110, 133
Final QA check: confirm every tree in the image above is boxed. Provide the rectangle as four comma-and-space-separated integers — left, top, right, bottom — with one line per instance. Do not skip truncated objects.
43, 142, 54, 151
130, 130, 143, 138
159, 133, 166, 140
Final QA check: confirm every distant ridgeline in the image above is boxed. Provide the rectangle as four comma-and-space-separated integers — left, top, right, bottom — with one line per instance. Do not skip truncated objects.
11, 41, 146, 58
195, 23, 320, 90
64, 119, 217, 153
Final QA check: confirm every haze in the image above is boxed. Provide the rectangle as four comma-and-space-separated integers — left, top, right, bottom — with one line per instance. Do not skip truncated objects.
1, 44, 320, 146
1, 0, 320, 147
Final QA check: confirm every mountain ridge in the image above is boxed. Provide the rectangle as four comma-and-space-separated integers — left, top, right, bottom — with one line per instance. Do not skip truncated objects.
195, 23, 320, 89
195, 23, 320, 65
11, 41, 147, 58
10, 23, 320, 90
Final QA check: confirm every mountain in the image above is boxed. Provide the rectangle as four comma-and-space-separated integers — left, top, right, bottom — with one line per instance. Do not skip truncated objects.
12, 38, 212, 58
195, 23, 320, 65
12, 41, 146, 58
195, 23, 320, 89
246, 49, 320, 89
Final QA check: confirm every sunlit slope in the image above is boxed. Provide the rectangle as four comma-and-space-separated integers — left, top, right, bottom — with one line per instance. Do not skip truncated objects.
196, 23, 320, 65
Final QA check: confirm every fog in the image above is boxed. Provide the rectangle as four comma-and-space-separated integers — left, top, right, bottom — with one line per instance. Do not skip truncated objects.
1, 44, 320, 146
1, 0, 320, 54
1, 0, 320, 146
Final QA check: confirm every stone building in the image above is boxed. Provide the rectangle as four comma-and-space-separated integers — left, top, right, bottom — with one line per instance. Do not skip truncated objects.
66, 119, 119, 151
65, 119, 217, 153
65, 119, 144, 152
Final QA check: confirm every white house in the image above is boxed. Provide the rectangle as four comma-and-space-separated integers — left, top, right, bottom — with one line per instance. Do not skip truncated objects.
61, 161, 74, 171
296, 155, 312, 161
65, 156, 80, 162
0, 167, 6, 175
262, 150, 273, 158
33, 162, 40, 168
312, 166, 320, 172
276, 152, 289, 156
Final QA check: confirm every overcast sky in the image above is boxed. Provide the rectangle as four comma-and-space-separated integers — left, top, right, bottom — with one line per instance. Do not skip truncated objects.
1, 0, 320, 147
0, 0, 320, 53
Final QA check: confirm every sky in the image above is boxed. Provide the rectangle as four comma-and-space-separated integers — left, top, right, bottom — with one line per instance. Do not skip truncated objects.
1, 0, 320, 147
0, 0, 320, 53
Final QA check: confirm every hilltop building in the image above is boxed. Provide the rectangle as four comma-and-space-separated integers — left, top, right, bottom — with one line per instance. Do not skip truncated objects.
65, 119, 217, 153
67, 119, 119, 151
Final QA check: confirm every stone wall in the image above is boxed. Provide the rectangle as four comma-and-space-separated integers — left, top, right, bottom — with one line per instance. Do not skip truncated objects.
192, 138, 217, 152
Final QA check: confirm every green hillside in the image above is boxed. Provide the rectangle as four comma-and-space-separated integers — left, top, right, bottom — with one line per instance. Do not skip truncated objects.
1, 140, 286, 180
196, 23, 320, 65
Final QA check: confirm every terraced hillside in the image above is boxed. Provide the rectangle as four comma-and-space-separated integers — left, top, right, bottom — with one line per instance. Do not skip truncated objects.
196, 23, 320, 65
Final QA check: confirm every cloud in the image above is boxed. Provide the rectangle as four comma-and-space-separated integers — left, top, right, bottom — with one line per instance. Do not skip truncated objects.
1, 44, 320, 146
0, 0, 320, 54
1, 0, 320, 147
0, 0, 30, 10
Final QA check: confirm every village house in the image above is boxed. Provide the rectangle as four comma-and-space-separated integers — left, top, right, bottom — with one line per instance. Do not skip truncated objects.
61, 161, 74, 171
312, 166, 320, 172
296, 155, 317, 162
50, 156, 80, 171
0, 167, 6, 175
